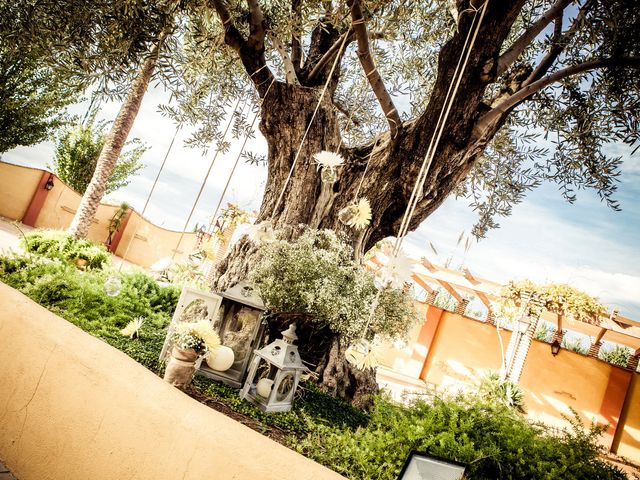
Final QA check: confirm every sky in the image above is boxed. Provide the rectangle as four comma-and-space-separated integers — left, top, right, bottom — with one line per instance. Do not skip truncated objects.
3, 85, 639, 319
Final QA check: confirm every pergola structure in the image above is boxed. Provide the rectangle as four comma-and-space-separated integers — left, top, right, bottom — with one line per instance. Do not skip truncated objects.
368, 252, 640, 369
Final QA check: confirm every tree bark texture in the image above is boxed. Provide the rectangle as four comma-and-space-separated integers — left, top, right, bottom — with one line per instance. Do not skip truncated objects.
68, 31, 166, 239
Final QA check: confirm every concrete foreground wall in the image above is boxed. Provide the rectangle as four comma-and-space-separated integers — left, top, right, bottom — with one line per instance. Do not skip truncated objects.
0, 282, 343, 480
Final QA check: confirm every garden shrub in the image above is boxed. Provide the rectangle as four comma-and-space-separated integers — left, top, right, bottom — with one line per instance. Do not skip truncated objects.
250, 228, 417, 340
599, 344, 631, 368
297, 395, 626, 480
21, 229, 110, 269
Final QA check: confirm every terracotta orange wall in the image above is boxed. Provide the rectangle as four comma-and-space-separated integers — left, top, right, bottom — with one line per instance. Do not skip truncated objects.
419, 311, 511, 391
378, 302, 432, 377
35, 184, 120, 245
114, 213, 198, 268
0, 282, 343, 480
0, 163, 204, 268
410, 309, 639, 460
0, 162, 42, 220
519, 339, 621, 444
616, 374, 640, 460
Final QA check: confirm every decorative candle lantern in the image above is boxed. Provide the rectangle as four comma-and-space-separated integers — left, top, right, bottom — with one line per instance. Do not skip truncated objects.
197, 282, 267, 388
240, 323, 306, 413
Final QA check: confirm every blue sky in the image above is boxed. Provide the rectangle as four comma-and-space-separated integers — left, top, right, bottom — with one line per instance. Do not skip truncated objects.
3, 86, 639, 319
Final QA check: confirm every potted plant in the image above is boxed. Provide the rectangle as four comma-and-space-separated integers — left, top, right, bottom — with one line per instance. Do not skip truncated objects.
164, 320, 220, 388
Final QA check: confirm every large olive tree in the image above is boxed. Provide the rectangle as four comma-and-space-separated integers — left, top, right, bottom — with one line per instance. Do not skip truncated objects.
165, 0, 638, 403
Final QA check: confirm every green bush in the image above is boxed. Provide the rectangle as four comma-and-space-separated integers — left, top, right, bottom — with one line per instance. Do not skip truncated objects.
21, 230, 110, 269
297, 395, 626, 480
0, 253, 179, 335
599, 344, 631, 368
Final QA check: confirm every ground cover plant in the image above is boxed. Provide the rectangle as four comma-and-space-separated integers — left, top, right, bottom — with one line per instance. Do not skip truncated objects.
0, 233, 629, 479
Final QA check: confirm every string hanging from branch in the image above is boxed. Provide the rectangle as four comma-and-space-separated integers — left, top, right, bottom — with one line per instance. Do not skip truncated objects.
345, 1, 489, 370
170, 97, 245, 261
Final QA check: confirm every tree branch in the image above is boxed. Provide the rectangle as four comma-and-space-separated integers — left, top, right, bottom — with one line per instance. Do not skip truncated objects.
268, 31, 300, 85
475, 57, 640, 137
246, 0, 267, 49
523, 0, 591, 86
306, 29, 354, 82
523, 14, 564, 85
210, 0, 244, 52
492, 0, 573, 79
291, 0, 303, 73
210, 0, 274, 95
347, 0, 402, 138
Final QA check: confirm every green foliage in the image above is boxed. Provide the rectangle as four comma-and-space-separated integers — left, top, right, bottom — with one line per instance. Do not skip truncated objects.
477, 372, 526, 414
501, 279, 606, 324
599, 344, 632, 368
249, 228, 417, 340
52, 117, 146, 194
0, 252, 179, 338
0, 41, 78, 153
21, 229, 110, 269
561, 337, 589, 355
297, 395, 626, 480
534, 321, 555, 343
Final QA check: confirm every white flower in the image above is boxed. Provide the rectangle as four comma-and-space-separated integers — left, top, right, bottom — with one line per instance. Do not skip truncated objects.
247, 221, 276, 244
338, 198, 372, 230
379, 251, 413, 288
345, 339, 380, 370
172, 320, 221, 354
120, 317, 145, 339
151, 257, 173, 272
313, 151, 345, 169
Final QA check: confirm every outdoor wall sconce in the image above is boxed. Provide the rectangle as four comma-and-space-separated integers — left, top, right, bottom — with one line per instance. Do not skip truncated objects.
44, 174, 55, 190
550, 339, 561, 356
398, 451, 466, 480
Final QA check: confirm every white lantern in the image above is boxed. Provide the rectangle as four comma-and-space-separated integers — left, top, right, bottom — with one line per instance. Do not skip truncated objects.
206, 345, 235, 372
240, 324, 306, 413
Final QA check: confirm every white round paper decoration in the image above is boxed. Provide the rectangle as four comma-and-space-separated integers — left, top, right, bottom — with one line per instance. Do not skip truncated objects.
206, 345, 235, 372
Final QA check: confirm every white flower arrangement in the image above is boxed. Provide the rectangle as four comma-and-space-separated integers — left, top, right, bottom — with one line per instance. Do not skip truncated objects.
338, 198, 372, 230
345, 339, 380, 370
120, 317, 145, 339
314, 151, 345, 184
170, 320, 221, 355
313, 151, 345, 169
378, 251, 414, 288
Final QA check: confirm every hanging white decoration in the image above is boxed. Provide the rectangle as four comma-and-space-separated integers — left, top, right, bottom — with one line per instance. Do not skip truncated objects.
313, 151, 345, 185
379, 251, 413, 289
338, 198, 372, 230
345, 339, 380, 370
104, 275, 123, 297
247, 221, 276, 244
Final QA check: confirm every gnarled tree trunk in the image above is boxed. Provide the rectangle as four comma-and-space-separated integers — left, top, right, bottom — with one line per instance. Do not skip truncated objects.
208, 1, 528, 407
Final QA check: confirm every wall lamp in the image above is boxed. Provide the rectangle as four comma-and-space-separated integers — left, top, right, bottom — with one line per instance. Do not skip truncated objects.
550, 339, 561, 356
44, 174, 55, 191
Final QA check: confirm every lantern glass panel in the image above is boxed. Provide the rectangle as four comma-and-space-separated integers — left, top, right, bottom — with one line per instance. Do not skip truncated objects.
275, 372, 296, 402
